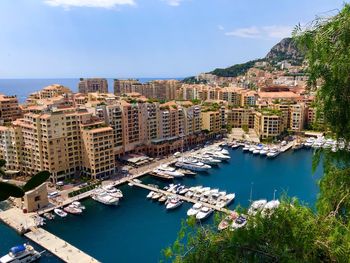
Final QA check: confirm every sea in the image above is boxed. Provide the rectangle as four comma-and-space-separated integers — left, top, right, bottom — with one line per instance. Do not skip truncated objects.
0, 148, 323, 263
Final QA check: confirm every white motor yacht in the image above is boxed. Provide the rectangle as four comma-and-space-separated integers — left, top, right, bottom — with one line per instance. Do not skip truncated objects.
71, 201, 85, 210
192, 155, 221, 165
0, 244, 42, 263
248, 199, 267, 215
259, 147, 269, 155
156, 165, 185, 177
187, 203, 202, 216
267, 148, 280, 158
196, 206, 213, 220
262, 200, 280, 217
54, 208, 67, 218
102, 185, 123, 198
63, 205, 82, 215
147, 191, 155, 199
175, 158, 211, 172
230, 215, 247, 230
242, 145, 250, 152
166, 197, 184, 210
92, 192, 119, 206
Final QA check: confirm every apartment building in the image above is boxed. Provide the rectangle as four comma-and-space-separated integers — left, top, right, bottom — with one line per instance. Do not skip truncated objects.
81, 123, 115, 179
254, 110, 283, 140
227, 108, 255, 129
78, 78, 108, 93
114, 79, 141, 95
0, 94, 22, 124
27, 84, 72, 102
289, 104, 306, 132
201, 111, 222, 134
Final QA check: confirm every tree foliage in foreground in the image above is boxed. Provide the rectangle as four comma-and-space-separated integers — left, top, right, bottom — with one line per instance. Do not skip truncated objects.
0, 164, 51, 201
163, 200, 350, 263
164, 5, 350, 262
293, 4, 350, 141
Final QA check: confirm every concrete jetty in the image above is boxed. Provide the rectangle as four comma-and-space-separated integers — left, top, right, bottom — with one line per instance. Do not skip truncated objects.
128, 179, 232, 214
25, 227, 100, 263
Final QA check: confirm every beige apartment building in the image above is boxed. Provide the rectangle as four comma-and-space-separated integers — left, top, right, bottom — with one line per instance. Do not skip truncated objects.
0, 94, 22, 124
201, 111, 222, 134
227, 108, 255, 129
79, 78, 108, 94
27, 84, 72, 102
0, 107, 116, 182
114, 79, 141, 95
81, 124, 115, 179
254, 110, 283, 140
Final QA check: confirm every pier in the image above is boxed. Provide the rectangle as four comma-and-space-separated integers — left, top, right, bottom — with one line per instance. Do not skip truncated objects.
280, 141, 294, 152
25, 227, 100, 263
128, 179, 232, 214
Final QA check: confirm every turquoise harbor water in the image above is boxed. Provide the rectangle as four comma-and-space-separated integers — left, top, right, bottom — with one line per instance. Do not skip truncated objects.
0, 148, 322, 263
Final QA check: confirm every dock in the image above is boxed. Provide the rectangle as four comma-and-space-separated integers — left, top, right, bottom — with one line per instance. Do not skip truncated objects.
280, 141, 294, 152
25, 227, 100, 263
128, 179, 232, 214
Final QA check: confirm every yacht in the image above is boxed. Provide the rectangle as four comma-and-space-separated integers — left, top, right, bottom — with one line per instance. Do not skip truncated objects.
166, 197, 183, 210
0, 244, 42, 263
71, 201, 85, 210
192, 155, 221, 165
230, 215, 247, 230
147, 191, 155, 199
102, 185, 123, 198
304, 138, 315, 148
187, 203, 202, 216
262, 200, 280, 217
259, 147, 269, 156
43, 212, 54, 220
178, 187, 189, 195
158, 195, 168, 203
151, 192, 162, 200
231, 143, 239, 149
156, 165, 185, 178
242, 145, 250, 152
54, 208, 67, 218
92, 191, 119, 206
218, 212, 238, 231
267, 148, 280, 158
203, 151, 230, 160
253, 146, 263, 154
154, 168, 184, 178
63, 205, 82, 215
208, 147, 229, 155
175, 158, 211, 172
196, 206, 213, 220
248, 199, 267, 215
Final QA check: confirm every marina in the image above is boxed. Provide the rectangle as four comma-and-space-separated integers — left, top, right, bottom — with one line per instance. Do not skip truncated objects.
0, 147, 323, 263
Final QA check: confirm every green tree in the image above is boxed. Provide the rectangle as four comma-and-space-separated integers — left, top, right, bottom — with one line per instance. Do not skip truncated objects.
0, 171, 51, 201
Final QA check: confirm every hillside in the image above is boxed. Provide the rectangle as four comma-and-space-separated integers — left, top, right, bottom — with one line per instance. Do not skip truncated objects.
182, 38, 304, 82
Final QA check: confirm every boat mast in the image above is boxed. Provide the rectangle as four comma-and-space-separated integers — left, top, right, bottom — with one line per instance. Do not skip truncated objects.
249, 182, 254, 204
273, 189, 277, 200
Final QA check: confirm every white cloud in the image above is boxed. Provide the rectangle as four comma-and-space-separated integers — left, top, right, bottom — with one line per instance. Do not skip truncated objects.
44, 0, 136, 9
225, 26, 260, 38
225, 25, 293, 39
218, 25, 225, 31
163, 0, 182, 6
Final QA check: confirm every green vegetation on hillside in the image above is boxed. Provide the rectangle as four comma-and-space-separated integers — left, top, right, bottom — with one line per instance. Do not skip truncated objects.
210, 59, 262, 77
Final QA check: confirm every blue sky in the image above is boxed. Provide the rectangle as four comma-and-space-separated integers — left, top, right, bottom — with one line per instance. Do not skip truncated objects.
0, 0, 346, 78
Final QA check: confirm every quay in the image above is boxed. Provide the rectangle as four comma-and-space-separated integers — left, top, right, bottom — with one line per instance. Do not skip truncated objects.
25, 227, 100, 263
127, 179, 232, 214
280, 141, 294, 152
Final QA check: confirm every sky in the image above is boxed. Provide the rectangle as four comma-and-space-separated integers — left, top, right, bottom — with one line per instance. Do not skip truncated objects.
0, 0, 346, 78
